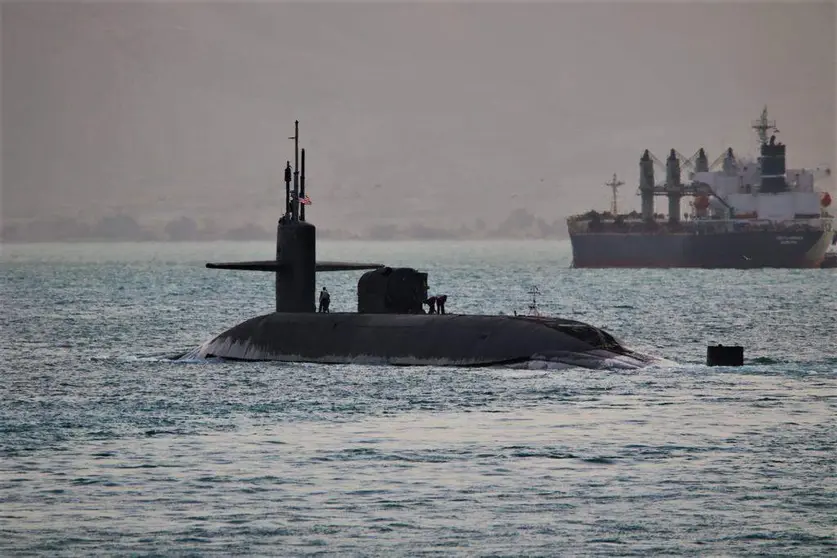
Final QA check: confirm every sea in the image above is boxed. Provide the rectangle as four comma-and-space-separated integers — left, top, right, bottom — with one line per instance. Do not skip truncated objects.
1, 240, 835, 557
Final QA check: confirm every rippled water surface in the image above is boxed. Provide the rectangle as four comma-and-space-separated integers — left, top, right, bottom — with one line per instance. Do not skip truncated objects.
1, 241, 835, 556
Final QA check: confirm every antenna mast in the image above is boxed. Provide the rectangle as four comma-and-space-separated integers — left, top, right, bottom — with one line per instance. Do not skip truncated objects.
289, 120, 300, 221
751, 106, 778, 145
605, 173, 624, 215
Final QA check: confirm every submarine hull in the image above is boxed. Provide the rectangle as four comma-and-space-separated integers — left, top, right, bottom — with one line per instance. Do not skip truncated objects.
182, 313, 655, 369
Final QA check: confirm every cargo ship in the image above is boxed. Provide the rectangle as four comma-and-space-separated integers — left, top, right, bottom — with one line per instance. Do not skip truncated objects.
568, 108, 834, 268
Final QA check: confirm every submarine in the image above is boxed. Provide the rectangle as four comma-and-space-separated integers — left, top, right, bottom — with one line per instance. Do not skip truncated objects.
182, 121, 656, 369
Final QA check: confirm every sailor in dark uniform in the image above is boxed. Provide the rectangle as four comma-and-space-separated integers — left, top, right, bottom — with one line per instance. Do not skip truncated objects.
425, 296, 437, 314
319, 287, 331, 313
436, 294, 447, 315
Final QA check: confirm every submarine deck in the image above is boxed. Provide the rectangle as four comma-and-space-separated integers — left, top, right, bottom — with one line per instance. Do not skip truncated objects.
194, 311, 641, 366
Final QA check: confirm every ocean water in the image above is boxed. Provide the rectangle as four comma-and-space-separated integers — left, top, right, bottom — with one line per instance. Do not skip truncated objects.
1, 240, 835, 556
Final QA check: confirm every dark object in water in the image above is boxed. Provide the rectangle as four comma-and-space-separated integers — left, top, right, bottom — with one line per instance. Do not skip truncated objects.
184, 120, 657, 369
707, 344, 744, 366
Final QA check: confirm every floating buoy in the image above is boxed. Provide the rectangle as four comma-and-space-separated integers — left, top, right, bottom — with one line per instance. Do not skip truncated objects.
707, 344, 744, 366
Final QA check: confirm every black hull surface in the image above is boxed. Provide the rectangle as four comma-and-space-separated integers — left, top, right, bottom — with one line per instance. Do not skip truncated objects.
182, 313, 655, 369
570, 230, 834, 268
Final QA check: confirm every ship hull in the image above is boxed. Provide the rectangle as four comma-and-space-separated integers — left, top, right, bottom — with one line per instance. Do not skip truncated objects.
180, 313, 656, 369
570, 229, 834, 269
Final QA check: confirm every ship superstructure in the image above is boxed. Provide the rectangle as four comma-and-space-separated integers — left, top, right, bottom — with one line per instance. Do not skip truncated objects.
568, 108, 834, 268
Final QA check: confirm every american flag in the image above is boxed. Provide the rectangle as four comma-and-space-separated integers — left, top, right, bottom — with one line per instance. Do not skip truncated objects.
300, 194, 312, 205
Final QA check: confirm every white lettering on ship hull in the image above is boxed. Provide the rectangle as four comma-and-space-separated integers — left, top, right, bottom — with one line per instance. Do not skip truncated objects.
776, 235, 804, 245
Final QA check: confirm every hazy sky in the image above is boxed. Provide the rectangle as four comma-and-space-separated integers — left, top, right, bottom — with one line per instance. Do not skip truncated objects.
2, 1, 835, 232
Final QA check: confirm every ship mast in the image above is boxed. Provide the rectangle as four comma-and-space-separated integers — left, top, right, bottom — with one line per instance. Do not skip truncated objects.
605, 173, 624, 215
751, 106, 779, 145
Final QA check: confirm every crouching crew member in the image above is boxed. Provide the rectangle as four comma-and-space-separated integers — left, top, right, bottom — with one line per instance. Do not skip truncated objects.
436, 294, 447, 315
425, 296, 437, 314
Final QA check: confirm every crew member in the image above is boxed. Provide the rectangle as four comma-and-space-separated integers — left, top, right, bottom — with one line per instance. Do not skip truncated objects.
425, 296, 437, 314
319, 287, 331, 313
436, 294, 447, 315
